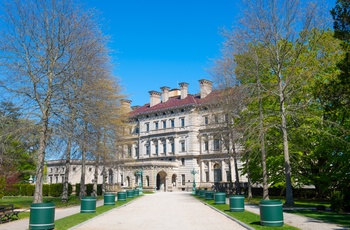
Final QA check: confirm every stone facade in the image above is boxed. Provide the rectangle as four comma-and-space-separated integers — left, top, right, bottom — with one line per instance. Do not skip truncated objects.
46, 79, 247, 192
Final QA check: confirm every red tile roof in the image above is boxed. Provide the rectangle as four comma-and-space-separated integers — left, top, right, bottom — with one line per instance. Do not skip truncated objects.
130, 91, 220, 117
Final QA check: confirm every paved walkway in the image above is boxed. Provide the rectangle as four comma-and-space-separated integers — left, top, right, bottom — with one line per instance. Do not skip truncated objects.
0, 192, 348, 230
72, 192, 246, 230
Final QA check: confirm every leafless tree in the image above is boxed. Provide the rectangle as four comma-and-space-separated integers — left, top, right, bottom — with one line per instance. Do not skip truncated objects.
0, 0, 117, 203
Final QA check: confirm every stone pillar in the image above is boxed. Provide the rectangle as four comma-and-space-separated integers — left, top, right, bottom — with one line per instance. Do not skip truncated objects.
208, 161, 213, 182
221, 160, 226, 182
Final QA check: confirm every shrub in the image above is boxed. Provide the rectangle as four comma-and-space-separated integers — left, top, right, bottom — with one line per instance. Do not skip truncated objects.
24, 184, 34, 196
75, 183, 102, 196
43, 184, 50, 196
0, 176, 5, 198
330, 191, 344, 213
50, 183, 63, 197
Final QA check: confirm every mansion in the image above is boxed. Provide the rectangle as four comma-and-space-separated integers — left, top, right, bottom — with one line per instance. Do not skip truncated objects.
46, 79, 247, 192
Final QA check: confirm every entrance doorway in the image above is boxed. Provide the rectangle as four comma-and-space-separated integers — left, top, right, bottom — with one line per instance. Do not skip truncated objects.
156, 171, 167, 191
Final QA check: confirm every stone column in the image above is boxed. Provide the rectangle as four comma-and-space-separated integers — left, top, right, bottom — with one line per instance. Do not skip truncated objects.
208, 161, 213, 182
221, 160, 226, 182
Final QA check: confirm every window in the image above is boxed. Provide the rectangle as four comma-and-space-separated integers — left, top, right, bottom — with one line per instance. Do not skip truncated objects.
226, 171, 231, 182
214, 139, 220, 151
135, 127, 139, 134
171, 142, 174, 153
145, 144, 150, 155
181, 174, 185, 185
155, 144, 158, 154
181, 158, 185, 166
170, 119, 175, 128
163, 142, 167, 154
135, 146, 139, 157
162, 120, 166, 129
180, 118, 185, 127
180, 141, 185, 152
155, 122, 159, 130
146, 123, 149, 132
61, 176, 64, 183
128, 145, 132, 156
204, 141, 209, 151
73, 167, 76, 172
214, 115, 219, 123
205, 172, 209, 182
89, 168, 92, 172
204, 116, 209, 125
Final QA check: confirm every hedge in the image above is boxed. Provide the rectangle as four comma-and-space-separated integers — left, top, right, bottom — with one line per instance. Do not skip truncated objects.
2, 183, 72, 197
75, 183, 102, 196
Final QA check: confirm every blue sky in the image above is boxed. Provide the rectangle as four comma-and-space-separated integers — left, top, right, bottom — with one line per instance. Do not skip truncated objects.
83, 0, 336, 107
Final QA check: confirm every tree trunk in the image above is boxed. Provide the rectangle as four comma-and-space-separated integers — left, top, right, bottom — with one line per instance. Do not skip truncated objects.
92, 156, 99, 197
79, 123, 88, 199
258, 81, 269, 200
233, 153, 241, 194
33, 113, 49, 203
61, 137, 71, 202
246, 155, 253, 199
279, 80, 294, 206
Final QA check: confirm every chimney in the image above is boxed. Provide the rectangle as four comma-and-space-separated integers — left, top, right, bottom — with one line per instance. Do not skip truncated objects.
149, 90, 161, 107
179, 82, 189, 99
121, 99, 132, 112
199, 79, 213, 98
161, 86, 170, 103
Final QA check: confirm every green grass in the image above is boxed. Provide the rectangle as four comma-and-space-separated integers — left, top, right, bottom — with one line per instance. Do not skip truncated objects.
0, 196, 102, 221
196, 197, 299, 230
245, 196, 350, 228
0, 196, 84, 209
285, 209, 350, 228
54, 198, 136, 230
245, 196, 331, 208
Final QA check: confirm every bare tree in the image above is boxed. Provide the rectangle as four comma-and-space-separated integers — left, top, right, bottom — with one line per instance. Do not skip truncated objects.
0, 0, 113, 203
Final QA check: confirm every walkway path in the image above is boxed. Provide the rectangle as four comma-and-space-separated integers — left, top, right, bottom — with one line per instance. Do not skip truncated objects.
71, 192, 246, 230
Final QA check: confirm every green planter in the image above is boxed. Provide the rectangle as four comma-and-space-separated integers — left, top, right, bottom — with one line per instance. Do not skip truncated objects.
259, 200, 284, 227
104, 193, 115, 205
80, 196, 96, 213
205, 190, 214, 200
117, 191, 127, 201
195, 189, 200, 196
134, 189, 139, 196
199, 189, 206, 198
29, 202, 55, 230
126, 189, 134, 198
229, 195, 244, 212
214, 192, 226, 204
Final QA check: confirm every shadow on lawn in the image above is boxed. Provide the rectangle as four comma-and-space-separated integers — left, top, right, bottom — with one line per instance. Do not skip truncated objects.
286, 209, 350, 228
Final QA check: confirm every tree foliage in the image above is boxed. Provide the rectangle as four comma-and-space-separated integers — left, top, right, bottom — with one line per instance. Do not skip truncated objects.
212, 0, 348, 204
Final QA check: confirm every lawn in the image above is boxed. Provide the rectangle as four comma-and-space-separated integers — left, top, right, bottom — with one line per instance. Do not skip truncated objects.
196, 197, 298, 230
195, 195, 350, 229
0, 195, 101, 221
54, 198, 135, 230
